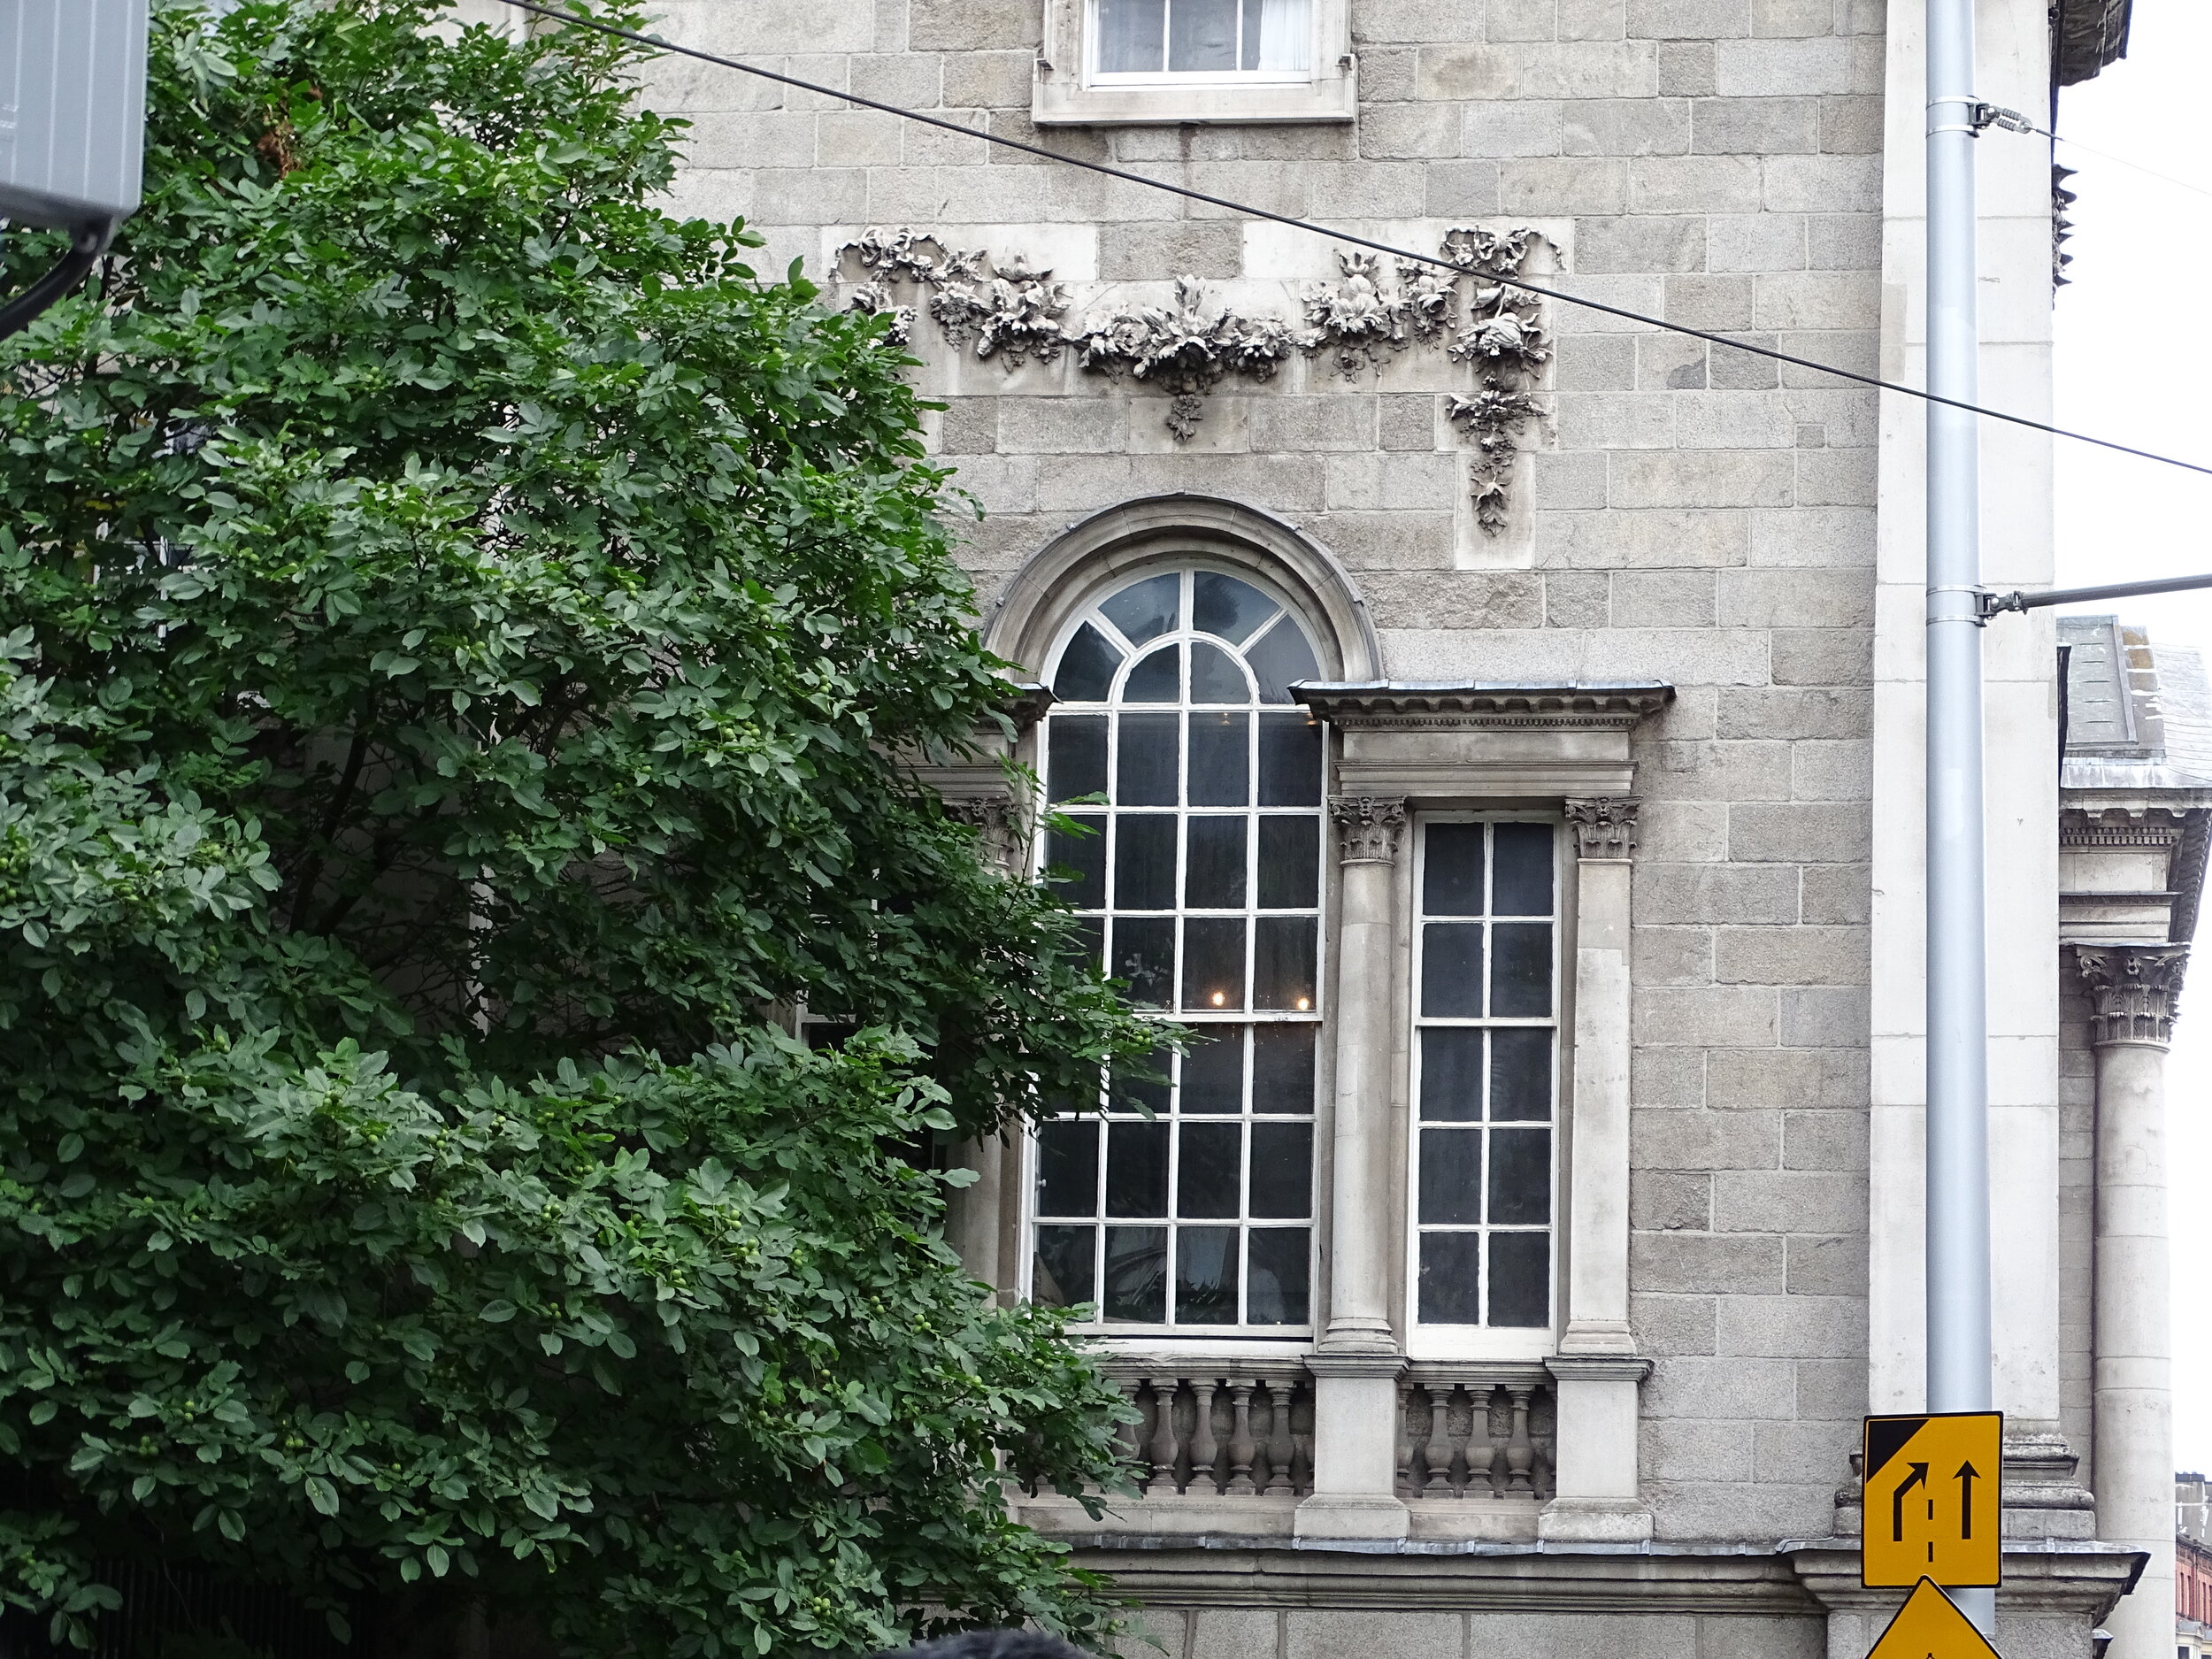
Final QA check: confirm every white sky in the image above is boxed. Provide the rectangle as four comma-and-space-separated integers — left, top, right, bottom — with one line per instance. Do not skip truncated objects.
2051, 0, 2212, 1476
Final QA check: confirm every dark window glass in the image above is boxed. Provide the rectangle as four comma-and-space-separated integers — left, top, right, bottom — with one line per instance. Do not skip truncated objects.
1174, 1225, 1240, 1323
1033, 1226, 1095, 1308
1185, 816, 1248, 909
1053, 623, 1123, 702
1046, 814, 1104, 907
1248, 1122, 1312, 1217
1418, 1028, 1485, 1122
1114, 814, 1178, 911
1418, 1127, 1483, 1225
1048, 715, 1108, 803
1489, 1028, 1552, 1120
1116, 712, 1179, 806
1125, 642, 1182, 703
1253, 916, 1317, 1010
1247, 617, 1320, 703
1487, 1232, 1550, 1328
1423, 822, 1486, 916
1251, 1025, 1317, 1111
1105, 1121, 1170, 1217
1100, 571, 1179, 645
1176, 1123, 1241, 1218
1189, 641, 1249, 703
1071, 915, 1104, 972
1112, 917, 1175, 1008
1489, 922, 1553, 1018
1102, 1226, 1167, 1321
1486, 1127, 1551, 1225
1112, 1046, 1172, 1116
1037, 1120, 1099, 1216
1181, 918, 1247, 1010
1246, 1229, 1310, 1325
1187, 712, 1249, 806
1257, 712, 1323, 805
1192, 571, 1276, 643
1420, 923, 1484, 1018
1418, 1233, 1483, 1325
803, 1021, 857, 1051
1179, 1031, 1243, 1114
1492, 823, 1555, 915
1166, 0, 1238, 71
1256, 816, 1319, 909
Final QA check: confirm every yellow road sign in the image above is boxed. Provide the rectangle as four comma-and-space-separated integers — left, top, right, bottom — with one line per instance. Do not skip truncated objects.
1861, 1410, 2001, 1588
1866, 1577, 2001, 1658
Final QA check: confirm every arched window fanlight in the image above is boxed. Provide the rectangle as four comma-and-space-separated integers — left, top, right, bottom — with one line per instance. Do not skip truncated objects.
1031, 565, 1325, 1334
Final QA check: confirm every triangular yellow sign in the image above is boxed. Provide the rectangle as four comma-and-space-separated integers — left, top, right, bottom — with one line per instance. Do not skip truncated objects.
1867, 1578, 2001, 1659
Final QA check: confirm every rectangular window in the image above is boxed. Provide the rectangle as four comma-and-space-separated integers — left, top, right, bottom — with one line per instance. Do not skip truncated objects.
1091, 0, 1311, 79
1031, 1025, 1316, 1330
1409, 818, 1559, 1350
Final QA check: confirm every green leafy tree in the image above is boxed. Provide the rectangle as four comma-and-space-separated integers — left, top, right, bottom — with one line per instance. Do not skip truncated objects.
0, 3, 1152, 1653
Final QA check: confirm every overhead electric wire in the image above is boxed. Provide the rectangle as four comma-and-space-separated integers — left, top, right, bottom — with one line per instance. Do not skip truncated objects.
495, 0, 2212, 485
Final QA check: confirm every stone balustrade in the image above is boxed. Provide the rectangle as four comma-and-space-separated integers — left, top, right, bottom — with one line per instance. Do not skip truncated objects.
1103, 1359, 1315, 1499
1396, 1366, 1557, 1502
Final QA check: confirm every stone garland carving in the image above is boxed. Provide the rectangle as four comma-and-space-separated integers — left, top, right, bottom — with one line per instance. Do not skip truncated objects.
1565, 796, 1641, 861
2072, 943, 2191, 1047
1329, 795, 1408, 865
835, 225, 1553, 534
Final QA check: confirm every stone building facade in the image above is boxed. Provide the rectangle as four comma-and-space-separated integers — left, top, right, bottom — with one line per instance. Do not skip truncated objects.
462, 0, 2196, 1650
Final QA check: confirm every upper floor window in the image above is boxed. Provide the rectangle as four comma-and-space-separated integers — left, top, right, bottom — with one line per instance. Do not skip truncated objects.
1409, 818, 1560, 1358
1094, 0, 1310, 81
1033, 0, 1354, 125
1029, 565, 1325, 1336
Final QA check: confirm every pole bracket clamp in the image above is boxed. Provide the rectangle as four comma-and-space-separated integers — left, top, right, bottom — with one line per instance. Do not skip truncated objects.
1970, 102, 2034, 135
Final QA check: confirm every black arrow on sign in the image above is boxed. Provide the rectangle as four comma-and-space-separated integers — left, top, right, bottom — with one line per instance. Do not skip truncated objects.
1955, 1462, 1979, 1539
1892, 1462, 1930, 1541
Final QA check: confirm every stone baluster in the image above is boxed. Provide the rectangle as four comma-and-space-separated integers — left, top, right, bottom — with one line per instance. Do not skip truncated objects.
1423, 1386, 1453, 1498
1226, 1380, 1258, 1494
1479, 1386, 1508, 1499
1147, 1378, 1180, 1494
1189, 1379, 1221, 1494
1504, 1385, 1536, 1494
1114, 1379, 1144, 1481
1265, 1379, 1296, 1495
1291, 1386, 1315, 1496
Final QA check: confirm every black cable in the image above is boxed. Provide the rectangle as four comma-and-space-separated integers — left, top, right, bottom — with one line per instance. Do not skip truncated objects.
504, 0, 2212, 482
0, 219, 117, 343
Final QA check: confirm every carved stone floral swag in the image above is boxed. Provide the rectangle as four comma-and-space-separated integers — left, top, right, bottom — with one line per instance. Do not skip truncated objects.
837, 225, 1553, 534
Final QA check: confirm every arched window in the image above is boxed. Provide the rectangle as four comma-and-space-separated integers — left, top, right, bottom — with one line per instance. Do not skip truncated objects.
1029, 565, 1325, 1333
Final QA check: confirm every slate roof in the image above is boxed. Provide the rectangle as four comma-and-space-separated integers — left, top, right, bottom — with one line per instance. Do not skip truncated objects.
2060, 615, 2212, 791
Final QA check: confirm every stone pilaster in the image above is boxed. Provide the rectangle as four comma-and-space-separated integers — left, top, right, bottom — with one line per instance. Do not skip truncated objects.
1296, 794, 1409, 1540
2073, 942, 2187, 1659
1543, 796, 1651, 1541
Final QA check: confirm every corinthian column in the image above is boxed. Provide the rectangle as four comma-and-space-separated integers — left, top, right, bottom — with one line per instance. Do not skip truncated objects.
2075, 942, 2189, 1659
1296, 794, 1409, 1540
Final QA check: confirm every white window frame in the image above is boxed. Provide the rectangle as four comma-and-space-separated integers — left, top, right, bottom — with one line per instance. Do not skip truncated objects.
1404, 811, 1564, 1363
1033, 0, 1356, 126
1019, 562, 1330, 1341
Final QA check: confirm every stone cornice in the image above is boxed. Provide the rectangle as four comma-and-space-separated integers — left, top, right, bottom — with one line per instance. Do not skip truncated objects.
1293, 680, 1675, 732
2071, 942, 2191, 1047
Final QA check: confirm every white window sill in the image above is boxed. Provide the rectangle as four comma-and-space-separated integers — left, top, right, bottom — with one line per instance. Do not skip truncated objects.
1032, 60, 1357, 125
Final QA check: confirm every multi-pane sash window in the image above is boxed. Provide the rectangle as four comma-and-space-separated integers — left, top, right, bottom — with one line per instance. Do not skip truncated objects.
1410, 819, 1559, 1339
1030, 567, 1325, 1333
1093, 0, 1311, 78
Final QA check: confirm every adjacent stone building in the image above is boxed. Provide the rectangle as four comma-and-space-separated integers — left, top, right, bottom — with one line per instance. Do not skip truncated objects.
474, 0, 2199, 1649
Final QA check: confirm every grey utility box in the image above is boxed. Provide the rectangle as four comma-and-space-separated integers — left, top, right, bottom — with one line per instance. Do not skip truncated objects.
0, 0, 150, 228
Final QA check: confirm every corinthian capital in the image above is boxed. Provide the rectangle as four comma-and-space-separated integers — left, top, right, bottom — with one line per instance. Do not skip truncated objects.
1565, 796, 1641, 860
2072, 943, 2191, 1047
1330, 795, 1407, 865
